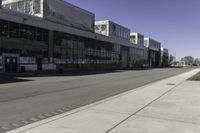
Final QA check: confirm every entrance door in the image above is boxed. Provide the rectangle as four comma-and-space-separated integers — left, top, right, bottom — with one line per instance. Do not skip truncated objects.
37, 58, 42, 71
121, 50, 128, 68
4, 57, 18, 73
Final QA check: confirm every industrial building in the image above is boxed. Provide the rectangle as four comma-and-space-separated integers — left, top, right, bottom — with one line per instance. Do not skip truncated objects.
130, 32, 148, 68
160, 48, 169, 67
95, 20, 131, 68
130, 32, 144, 45
95, 20, 130, 40
0, 0, 168, 73
144, 37, 161, 67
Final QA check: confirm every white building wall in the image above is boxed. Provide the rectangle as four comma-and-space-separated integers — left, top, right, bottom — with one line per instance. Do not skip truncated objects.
130, 32, 144, 45
2, 0, 43, 17
144, 37, 161, 51
95, 20, 130, 40
95, 20, 109, 36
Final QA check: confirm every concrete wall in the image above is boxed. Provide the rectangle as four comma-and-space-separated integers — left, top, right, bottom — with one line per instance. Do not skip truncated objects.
130, 32, 144, 45
2, 0, 43, 17
95, 20, 109, 36
109, 21, 130, 40
0, 9, 132, 47
144, 37, 161, 51
95, 20, 130, 40
2, 0, 95, 32
43, 0, 95, 32
160, 48, 169, 67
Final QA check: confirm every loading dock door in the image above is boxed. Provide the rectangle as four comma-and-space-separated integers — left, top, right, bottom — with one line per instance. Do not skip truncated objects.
121, 50, 128, 68
4, 57, 18, 73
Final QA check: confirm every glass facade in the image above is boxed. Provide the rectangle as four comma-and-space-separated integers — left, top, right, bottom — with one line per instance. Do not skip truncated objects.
0, 19, 49, 58
149, 50, 160, 67
0, 56, 2, 70
0, 18, 149, 71
129, 47, 148, 68
53, 31, 121, 68
109, 22, 130, 40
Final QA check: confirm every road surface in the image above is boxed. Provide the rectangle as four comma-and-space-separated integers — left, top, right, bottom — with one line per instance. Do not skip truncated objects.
0, 68, 192, 132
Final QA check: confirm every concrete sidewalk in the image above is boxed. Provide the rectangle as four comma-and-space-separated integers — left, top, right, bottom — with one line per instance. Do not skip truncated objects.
7, 69, 200, 133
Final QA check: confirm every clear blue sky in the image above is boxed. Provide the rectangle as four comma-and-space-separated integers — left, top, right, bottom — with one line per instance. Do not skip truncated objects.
65, 0, 200, 59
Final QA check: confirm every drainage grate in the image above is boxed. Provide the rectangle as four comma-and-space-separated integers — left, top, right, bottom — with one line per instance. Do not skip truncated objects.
167, 83, 176, 86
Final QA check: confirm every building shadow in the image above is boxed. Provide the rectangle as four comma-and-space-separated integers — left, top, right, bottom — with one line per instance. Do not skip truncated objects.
8, 69, 126, 78
0, 74, 33, 84
0, 67, 181, 84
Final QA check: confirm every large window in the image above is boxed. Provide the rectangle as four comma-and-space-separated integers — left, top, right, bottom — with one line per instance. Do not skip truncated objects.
0, 20, 9, 37
0, 19, 49, 58
10, 22, 20, 38
53, 31, 120, 67
0, 19, 48, 44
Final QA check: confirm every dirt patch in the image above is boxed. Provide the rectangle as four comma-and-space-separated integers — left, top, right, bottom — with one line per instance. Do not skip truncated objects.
188, 72, 200, 81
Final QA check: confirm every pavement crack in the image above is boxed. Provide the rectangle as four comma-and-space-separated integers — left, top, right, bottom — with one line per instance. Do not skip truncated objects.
105, 79, 185, 133
136, 114, 200, 126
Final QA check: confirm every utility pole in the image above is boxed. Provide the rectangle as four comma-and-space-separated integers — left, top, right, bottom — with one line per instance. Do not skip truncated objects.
174, 51, 176, 62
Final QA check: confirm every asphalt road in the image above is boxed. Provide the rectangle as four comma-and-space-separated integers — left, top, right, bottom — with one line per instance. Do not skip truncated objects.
0, 68, 193, 132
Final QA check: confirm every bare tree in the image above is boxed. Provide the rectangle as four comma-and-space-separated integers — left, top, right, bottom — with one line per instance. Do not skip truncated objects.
168, 54, 175, 65
181, 56, 194, 65
194, 58, 200, 66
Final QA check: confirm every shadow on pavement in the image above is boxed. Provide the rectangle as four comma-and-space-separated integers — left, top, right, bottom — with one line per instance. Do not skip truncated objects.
0, 69, 137, 84
0, 67, 181, 84
14, 69, 126, 78
0, 74, 33, 84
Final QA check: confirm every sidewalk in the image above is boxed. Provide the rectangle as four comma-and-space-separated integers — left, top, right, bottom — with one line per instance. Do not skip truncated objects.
7, 69, 200, 133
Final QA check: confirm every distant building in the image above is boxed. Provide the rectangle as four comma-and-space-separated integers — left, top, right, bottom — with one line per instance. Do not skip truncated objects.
95, 20, 130, 40
129, 44, 149, 68
160, 48, 169, 67
172, 61, 186, 67
130, 32, 144, 45
95, 20, 131, 68
129, 32, 148, 68
144, 37, 161, 67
